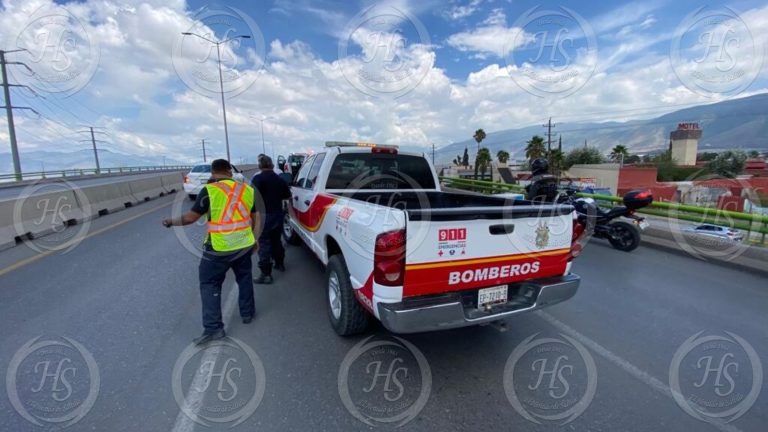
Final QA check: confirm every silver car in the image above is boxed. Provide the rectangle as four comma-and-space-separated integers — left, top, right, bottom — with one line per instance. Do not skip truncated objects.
685, 224, 744, 242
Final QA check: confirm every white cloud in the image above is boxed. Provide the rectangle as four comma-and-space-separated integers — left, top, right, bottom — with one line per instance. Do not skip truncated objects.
0, 0, 766, 168
446, 10, 531, 58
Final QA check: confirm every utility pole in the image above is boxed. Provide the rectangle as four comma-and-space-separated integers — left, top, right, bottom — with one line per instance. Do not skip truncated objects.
431, 142, 435, 165
542, 117, 556, 153
89, 127, 100, 173
181, 32, 251, 162
77, 126, 108, 174
200, 138, 208, 162
1, 49, 37, 181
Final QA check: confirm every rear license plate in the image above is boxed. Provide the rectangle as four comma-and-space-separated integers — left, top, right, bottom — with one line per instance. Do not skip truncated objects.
478, 285, 508, 308
636, 220, 649, 230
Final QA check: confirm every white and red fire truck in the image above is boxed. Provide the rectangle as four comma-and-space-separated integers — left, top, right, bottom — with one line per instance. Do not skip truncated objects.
283, 141, 582, 335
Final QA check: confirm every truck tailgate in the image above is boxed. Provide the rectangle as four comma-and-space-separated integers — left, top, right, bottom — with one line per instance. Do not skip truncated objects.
403, 205, 573, 297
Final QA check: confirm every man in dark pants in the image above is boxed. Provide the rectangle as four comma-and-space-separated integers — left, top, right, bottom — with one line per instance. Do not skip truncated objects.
162, 159, 260, 345
251, 156, 291, 284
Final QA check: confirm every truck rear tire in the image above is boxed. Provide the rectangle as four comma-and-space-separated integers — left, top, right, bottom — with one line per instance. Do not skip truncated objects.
326, 254, 369, 336
282, 213, 302, 245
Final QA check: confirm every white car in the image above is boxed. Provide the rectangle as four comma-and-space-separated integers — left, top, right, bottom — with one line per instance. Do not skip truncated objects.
685, 224, 744, 242
183, 164, 246, 200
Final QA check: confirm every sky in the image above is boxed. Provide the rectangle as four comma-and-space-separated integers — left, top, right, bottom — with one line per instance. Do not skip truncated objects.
0, 0, 766, 166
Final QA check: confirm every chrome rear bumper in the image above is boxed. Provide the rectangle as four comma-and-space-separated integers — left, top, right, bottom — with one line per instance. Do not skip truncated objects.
377, 274, 580, 334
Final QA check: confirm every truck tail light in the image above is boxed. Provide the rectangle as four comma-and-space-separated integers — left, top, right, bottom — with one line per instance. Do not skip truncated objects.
183, 175, 189, 183
374, 229, 406, 286
570, 219, 585, 259
372, 147, 398, 155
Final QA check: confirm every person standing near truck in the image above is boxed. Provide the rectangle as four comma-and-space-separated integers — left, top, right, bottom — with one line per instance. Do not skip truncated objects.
162, 159, 259, 345
251, 155, 291, 284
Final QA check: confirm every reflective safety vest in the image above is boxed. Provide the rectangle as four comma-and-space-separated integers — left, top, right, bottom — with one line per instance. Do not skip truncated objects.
205, 179, 256, 252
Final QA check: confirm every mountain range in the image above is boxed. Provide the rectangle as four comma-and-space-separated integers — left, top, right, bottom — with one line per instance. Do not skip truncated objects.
0, 148, 187, 174
435, 93, 768, 164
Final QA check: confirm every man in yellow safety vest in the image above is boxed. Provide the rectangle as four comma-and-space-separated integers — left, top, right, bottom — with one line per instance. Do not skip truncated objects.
162, 159, 260, 345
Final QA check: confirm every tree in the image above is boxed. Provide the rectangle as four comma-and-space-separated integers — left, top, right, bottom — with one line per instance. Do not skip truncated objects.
473, 129, 486, 150
496, 150, 510, 164
564, 147, 604, 169
697, 152, 719, 162
609, 144, 630, 163
748, 150, 760, 159
625, 154, 641, 164
707, 150, 747, 178
461, 147, 469, 167
474, 147, 492, 180
547, 149, 565, 177
525, 135, 546, 163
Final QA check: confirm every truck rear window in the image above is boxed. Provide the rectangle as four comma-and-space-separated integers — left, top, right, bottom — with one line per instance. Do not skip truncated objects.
325, 153, 436, 190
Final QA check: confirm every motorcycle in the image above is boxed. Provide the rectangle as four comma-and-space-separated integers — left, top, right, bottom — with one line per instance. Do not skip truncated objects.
556, 186, 653, 252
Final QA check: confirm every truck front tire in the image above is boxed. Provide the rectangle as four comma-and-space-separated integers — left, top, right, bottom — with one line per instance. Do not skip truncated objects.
283, 213, 302, 245
326, 254, 369, 336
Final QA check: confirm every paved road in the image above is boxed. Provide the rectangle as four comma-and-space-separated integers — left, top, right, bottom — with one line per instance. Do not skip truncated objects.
0, 171, 186, 200
0, 193, 766, 432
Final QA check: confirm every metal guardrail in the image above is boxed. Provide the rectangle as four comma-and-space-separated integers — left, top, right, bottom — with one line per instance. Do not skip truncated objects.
0, 165, 193, 182
439, 176, 768, 239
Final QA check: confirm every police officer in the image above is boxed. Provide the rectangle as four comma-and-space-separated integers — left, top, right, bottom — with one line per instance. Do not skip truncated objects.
251, 155, 291, 284
162, 159, 259, 345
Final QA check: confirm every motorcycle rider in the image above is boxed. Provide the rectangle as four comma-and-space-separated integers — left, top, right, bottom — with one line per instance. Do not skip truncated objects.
525, 158, 559, 202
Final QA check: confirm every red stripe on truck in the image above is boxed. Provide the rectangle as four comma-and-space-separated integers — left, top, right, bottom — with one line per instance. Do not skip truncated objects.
403, 249, 570, 297
289, 193, 337, 232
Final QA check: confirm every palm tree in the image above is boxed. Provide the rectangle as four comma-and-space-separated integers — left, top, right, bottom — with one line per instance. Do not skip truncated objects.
496, 150, 510, 164
473, 129, 487, 179
610, 144, 630, 163
475, 147, 492, 180
525, 135, 546, 163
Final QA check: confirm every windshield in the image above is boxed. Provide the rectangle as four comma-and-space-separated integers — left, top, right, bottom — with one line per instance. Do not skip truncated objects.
325, 153, 436, 189
190, 165, 211, 173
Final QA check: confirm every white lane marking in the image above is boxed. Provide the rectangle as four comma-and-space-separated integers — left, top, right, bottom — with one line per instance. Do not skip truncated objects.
536, 311, 744, 432
171, 282, 240, 432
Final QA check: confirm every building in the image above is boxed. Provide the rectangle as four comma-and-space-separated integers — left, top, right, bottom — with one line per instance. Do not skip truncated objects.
669, 122, 702, 166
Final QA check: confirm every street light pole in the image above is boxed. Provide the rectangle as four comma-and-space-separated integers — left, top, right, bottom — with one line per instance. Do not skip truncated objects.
180, 32, 250, 163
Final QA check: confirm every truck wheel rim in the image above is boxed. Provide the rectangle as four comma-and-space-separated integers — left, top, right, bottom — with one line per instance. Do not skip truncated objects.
328, 272, 342, 319
283, 214, 292, 238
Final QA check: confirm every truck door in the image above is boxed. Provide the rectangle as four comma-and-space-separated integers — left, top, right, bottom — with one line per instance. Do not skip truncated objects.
289, 155, 316, 240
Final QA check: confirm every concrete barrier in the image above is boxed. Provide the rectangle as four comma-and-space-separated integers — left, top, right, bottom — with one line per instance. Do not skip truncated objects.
128, 176, 167, 202
80, 182, 137, 218
0, 189, 89, 251
160, 172, 183, 194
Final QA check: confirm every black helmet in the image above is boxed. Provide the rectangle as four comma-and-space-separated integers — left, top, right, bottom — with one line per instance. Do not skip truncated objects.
531, 158, 549, 175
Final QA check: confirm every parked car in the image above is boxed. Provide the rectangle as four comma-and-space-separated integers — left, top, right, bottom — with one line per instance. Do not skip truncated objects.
183, 163, 246, 200
685, 224, 744, 241
284, 141, 582, 336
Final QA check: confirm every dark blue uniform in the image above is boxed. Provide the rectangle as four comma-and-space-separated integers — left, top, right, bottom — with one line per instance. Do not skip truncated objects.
251, 171, 291, 276
192, 183, 257, 331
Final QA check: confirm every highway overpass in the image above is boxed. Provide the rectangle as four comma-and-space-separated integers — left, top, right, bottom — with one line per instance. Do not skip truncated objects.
0, 183, 766, 432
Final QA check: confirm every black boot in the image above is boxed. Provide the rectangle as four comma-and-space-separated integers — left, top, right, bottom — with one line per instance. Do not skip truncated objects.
254, 274, 273, 284
193, 329, 226, 346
